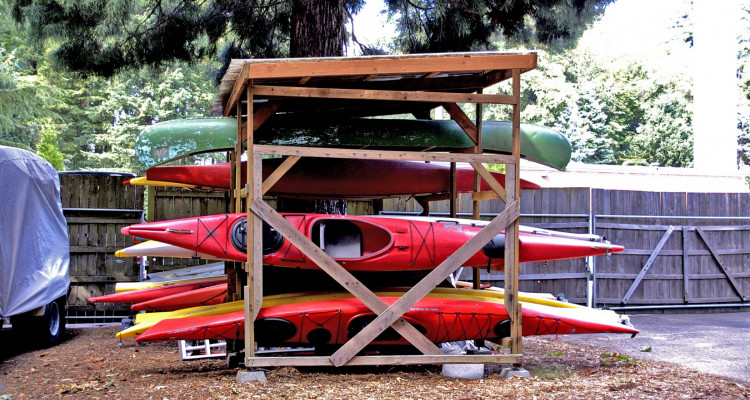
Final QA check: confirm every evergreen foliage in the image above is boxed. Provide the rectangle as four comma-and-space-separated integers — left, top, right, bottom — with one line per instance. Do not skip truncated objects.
737, 3, 750, 170
37, 121, 64, 169
0, 38, 62, 151
12, 0, 610, 77
386, 0, 613, 53
2, 0, 735, 174
50, 61, 216, 171
483, 49, 693, 167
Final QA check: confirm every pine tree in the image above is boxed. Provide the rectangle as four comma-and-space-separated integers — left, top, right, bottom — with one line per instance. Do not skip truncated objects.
12, 0, 613, 77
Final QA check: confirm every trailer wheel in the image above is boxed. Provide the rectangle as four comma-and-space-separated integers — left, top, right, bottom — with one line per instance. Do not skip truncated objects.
11, 296, 66, 347
43, 297, 66, 346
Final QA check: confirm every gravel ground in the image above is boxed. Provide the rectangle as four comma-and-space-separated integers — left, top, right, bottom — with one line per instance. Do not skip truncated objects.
1, 325, 748, 399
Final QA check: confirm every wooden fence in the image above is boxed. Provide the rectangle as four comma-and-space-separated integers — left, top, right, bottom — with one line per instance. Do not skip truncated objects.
381, 189, 750, 309
60, 172, 144, 322
61, 177, 750, 314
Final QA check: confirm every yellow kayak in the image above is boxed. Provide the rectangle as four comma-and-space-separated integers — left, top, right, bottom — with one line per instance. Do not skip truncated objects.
118, 287, 581, 339
125, 176, 197, 188
450, 282, 581, 308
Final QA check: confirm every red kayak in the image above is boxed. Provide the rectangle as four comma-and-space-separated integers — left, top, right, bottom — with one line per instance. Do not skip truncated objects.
121, 213, 624, 272
135, 295, 639, 344
130, 284, 227, 312
140, 158, 541, 197
87, 279, 227, 304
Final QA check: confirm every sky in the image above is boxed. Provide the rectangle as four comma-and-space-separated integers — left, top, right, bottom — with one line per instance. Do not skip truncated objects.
347, 1, 396, 55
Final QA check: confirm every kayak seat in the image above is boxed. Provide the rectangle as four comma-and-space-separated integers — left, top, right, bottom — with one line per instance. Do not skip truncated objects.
317, 220, 363, 259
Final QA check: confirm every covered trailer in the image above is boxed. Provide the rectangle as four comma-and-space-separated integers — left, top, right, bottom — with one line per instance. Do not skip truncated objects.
0, 145, 70, 345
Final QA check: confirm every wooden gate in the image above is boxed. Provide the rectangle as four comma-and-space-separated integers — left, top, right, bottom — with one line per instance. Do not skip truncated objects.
592, 190, 750, 307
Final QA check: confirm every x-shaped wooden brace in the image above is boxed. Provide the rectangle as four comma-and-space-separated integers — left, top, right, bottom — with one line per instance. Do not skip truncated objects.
249, 199, 442, 356
249, 197, 520, 366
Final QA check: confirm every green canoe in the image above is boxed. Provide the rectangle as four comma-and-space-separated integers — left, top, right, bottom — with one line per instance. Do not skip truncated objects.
135, 117, 571, 170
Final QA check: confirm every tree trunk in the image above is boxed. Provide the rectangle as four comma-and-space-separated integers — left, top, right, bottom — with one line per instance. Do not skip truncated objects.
284, 0, 348, 215
290, 0, 346, 58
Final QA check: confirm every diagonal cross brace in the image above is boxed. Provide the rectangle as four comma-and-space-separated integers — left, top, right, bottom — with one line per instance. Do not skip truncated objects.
330, 200, 520, 367
249, 199, 443, 357
622, 225, 674, 304
695, 227, 747, 302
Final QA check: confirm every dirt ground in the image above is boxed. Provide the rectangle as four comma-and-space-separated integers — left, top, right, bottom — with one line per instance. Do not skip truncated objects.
1, 326, 748, 400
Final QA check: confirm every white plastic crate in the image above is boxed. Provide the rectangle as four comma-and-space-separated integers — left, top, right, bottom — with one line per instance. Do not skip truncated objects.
178, 339, 227, 360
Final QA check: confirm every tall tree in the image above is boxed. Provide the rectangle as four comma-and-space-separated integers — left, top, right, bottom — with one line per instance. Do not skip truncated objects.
12, 0, 612, 77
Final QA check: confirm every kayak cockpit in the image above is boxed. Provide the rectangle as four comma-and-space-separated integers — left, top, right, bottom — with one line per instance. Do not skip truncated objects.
311, 219, 392, 259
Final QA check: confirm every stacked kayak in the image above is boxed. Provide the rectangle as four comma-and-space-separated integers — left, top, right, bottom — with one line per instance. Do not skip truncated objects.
126, 288, 638, 344
120, 213, 624, 272
88, 278, 227, 303
135, 117, 572, 170
93, 116, 637, 354
125, 158, 542, 196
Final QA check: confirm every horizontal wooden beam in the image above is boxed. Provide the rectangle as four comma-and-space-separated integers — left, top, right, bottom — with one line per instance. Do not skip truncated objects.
250, 85, 517, 105
65, 217, 142, 224
594, 223, 750, 232
253, 145, 516, 164
69, 246, 126, 253
245, 354, 523, 367
70, 276, 138, 283
472, 191, 502, 202
245, 354, 523, 368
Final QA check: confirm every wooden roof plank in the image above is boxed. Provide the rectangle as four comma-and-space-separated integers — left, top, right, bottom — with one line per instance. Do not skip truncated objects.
216, 51, 537, 116
243, 52, 535, 80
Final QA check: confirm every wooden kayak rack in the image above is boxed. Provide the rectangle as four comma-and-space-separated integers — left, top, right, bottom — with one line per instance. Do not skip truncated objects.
214, 51, 537, 368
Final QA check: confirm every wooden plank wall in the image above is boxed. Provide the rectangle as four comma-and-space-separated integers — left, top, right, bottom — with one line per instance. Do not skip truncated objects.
593, 190, 750, 307
60, 173, 144, 318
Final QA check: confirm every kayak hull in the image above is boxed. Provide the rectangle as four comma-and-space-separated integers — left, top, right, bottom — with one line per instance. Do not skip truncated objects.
143, 158, 541, 197
135, 294, 638, 344
135, 117, 571, 170
130, 284, 227, 312
115, 240, 228, 261
88, 279, 227, 304
117, 287, 626, 339
121, 213, 624, 272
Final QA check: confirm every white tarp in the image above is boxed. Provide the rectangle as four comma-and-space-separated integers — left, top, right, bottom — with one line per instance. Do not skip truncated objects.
0, 146, 70, 318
